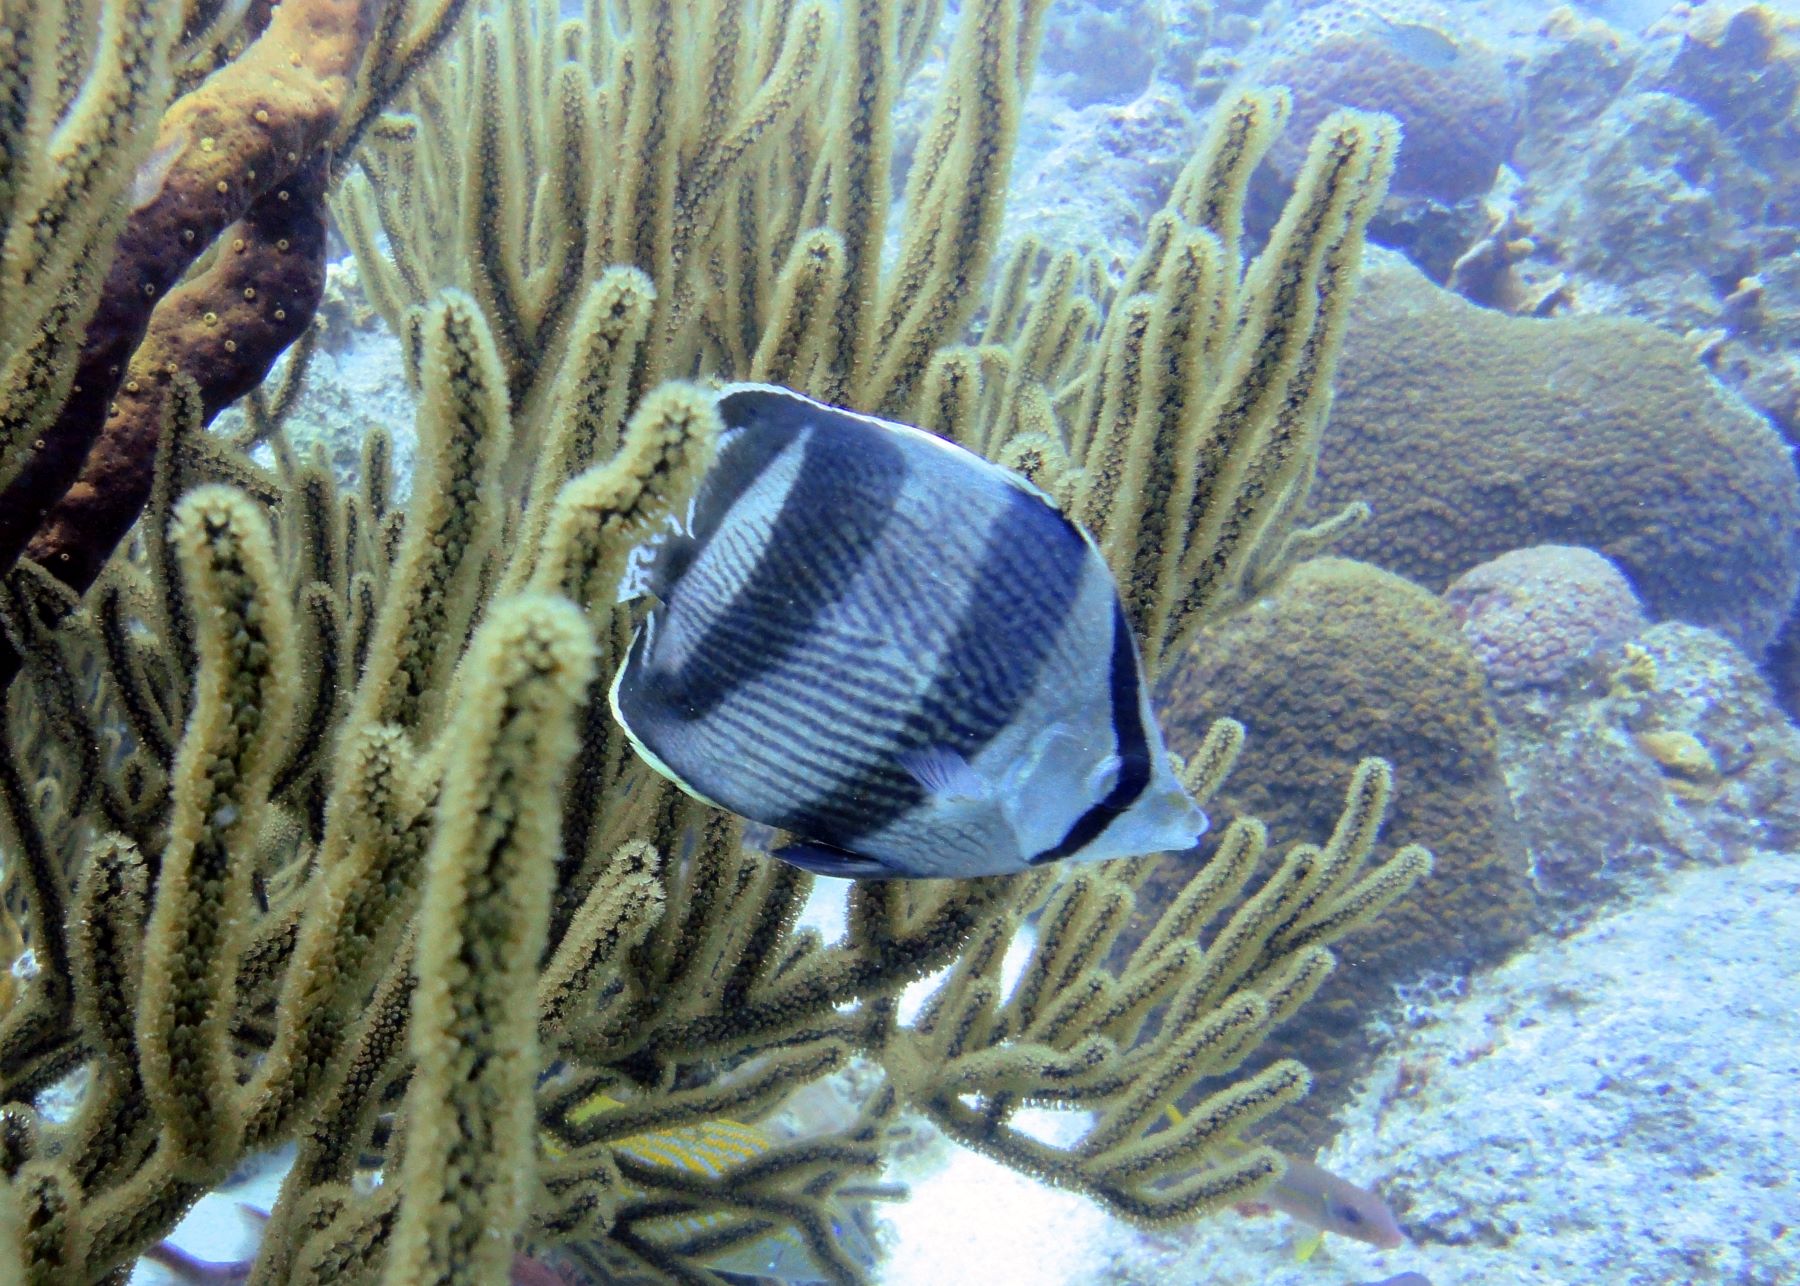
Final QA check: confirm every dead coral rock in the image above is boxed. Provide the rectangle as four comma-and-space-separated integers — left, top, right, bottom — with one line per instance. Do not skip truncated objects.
1312, 251, 1800, 656
1531, 90, 1769, 312
1629, 1, 1800, 213
1721, 249, 1800, 446
1506, 3, 1800, 446
1153, 557, 1529, 1149
1250, 0, 1517, 202
1443, 201, 1568, 317
1036, 0, 1164, 107
1004, 83, 1199, 264
1515, 6, 1637, 173
1503, 622, 1800, 931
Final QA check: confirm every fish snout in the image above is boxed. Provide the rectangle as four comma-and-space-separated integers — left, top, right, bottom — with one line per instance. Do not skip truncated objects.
1146, 786, 1209, 852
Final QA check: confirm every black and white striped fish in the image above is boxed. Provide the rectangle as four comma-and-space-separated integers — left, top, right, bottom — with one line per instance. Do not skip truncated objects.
608, 384, 1207, 879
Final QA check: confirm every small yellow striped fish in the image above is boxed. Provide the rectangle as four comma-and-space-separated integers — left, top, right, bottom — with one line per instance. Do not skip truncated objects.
547, 1093, 874, 1281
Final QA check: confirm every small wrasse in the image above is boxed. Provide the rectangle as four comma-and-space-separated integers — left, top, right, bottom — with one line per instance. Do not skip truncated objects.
1260, 1151, 1406, 1250
1368, 11, 1461, 70
1168, 1106, 1405, 1250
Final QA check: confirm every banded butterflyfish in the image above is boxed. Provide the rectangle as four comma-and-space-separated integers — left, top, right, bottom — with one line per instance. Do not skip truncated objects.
608, 384, 1207, 879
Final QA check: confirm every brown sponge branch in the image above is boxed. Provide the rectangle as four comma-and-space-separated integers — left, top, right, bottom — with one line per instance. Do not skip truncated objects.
0, 0, 384, 590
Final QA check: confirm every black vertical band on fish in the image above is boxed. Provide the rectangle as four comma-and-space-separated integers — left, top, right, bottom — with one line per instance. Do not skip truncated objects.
1028, 601, 1152, 866
772, 480, 1092, 847
610, 383, 1208, 879
640, 417, 908, 724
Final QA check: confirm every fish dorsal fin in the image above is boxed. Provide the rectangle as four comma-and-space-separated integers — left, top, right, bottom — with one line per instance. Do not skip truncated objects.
715, 379, 1065, 510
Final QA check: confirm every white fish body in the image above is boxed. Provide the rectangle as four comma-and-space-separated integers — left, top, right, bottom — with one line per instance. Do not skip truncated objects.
609, 384, 1206, 879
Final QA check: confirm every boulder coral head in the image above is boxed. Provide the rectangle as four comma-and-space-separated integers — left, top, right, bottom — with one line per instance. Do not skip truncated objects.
1248, 0, 1517, 203
1313, 252, 1800, 656
1446, 544, 1648, 718
1153, 557, 1529, 1149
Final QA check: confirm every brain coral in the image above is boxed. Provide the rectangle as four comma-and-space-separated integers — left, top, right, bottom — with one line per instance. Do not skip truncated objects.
1311, 252, 1800, 656
1252, 0, 1517, 202
1445, 545, 1648, 701
1151, 557, 1530, 1149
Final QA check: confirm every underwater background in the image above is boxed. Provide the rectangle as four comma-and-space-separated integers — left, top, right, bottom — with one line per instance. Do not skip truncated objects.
2, 0, 1796, 1284
931, 4, 1800, 1281
216, 2, 1800, 1281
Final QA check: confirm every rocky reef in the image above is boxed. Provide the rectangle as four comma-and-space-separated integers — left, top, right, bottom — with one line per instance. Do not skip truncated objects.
1500, 618, 1800, 930
1512, 2, 1800, 444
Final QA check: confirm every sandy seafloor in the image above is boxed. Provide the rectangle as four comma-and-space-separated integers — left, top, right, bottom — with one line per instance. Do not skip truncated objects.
874, 852, 1800, 1286
132, 848, 1799, 1285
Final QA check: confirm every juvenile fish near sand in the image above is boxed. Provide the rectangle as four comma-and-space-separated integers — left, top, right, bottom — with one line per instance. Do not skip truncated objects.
1173, 1106, 1407, 1252
1262, 1151, 1406, 1250
610, 384, 1207, 879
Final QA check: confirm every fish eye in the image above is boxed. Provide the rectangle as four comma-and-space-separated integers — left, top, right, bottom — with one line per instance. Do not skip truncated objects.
1085, 754, 1122, 798
1334, 1201, 1366, 1226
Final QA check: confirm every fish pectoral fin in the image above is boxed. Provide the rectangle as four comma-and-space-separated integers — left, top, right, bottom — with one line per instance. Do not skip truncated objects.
897, 745, 991, 803
772, 840, 896, 879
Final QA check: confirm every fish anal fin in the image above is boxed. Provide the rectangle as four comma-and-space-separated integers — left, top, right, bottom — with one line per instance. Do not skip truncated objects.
772, 839, 895, 879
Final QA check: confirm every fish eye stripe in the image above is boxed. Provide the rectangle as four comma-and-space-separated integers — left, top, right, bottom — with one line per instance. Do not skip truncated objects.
687, 420, 792, 545
657, 420, 793, 595
1029, 602, 1153, 865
